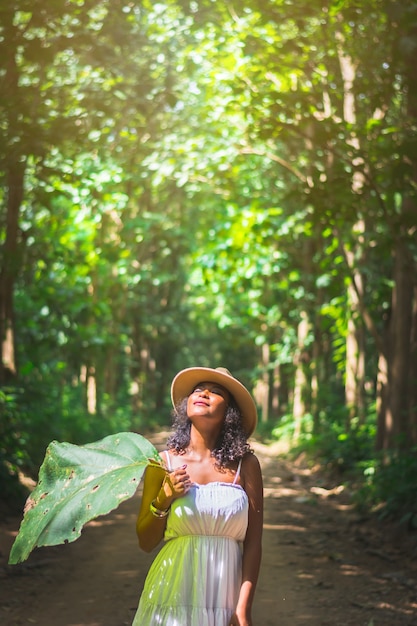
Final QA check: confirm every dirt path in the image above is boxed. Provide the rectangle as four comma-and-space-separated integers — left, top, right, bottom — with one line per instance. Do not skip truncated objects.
1, 434, 416, 626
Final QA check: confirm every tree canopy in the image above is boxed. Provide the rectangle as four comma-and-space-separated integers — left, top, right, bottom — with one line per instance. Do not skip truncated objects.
1, 0, 417, 519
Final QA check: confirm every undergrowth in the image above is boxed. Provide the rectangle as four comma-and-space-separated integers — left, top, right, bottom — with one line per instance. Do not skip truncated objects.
265, 412, 417, 527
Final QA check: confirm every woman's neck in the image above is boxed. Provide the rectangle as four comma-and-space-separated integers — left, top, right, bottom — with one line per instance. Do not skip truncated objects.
187, 425, 219, 458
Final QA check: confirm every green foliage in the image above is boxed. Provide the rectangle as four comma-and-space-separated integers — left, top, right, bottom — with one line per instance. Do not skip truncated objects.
0, 388, 32, 504
271, 413, 313, 446
356, 450, 417, 524
8, 432, 161, 564
1, 0, 417, 528
0, 388, 30, 467
275, 411, 377, 474
308, 421, 377, 474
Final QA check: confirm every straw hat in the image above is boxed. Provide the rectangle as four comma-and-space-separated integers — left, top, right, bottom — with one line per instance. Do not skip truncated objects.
171, 366, 257, 436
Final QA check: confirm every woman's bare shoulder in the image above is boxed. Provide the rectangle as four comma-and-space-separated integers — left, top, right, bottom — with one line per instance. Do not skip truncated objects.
242, 450, 261, 469
240, 451, 262, 486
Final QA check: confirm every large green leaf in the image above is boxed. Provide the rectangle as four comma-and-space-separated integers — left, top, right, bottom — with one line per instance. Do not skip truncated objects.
8, 432, 162, 565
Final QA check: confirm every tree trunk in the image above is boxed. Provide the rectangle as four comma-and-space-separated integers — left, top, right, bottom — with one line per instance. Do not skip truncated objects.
293, 312, 309, 441
87, 366, 97, 415
0, 162, 25, 383
379, 6, 417, 448
386, 234, 414, 448
271, 361, 281, 419
409, 283, 417, 446
375, 352, 389, 451
336, 32, 367, 426
345, 284, 366, 424
253, 342, 270, 423
0, 8, 26, 383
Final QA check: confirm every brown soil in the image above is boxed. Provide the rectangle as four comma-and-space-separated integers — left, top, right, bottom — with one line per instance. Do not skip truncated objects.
1, 433, 416, 626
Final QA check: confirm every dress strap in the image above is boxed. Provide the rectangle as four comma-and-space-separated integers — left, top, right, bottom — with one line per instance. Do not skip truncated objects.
233, 458, 243, 484
162, 450, 172, 471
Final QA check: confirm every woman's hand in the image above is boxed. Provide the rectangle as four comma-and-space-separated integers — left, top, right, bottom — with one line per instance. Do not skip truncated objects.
228, 610, 251, 626
160, 465, 192, 504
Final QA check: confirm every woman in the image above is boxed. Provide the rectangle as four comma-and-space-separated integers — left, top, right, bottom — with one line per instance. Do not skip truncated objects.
133, 366, 263, 626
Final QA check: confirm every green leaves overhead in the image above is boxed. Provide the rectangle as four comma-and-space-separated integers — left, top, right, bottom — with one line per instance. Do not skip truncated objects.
2, 0, 417, 468
9, 433, 161, 565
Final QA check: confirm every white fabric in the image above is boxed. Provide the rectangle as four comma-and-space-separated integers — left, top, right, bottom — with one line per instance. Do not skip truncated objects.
132, 480, 249, 626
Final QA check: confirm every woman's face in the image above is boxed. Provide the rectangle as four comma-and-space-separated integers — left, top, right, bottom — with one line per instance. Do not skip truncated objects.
186, 381, 230, 426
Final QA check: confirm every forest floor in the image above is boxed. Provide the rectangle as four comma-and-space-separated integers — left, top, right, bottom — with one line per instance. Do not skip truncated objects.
1, 431, 417, 626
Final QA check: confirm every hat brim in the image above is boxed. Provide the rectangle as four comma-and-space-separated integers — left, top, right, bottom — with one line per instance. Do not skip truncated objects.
171, 367, 257, 436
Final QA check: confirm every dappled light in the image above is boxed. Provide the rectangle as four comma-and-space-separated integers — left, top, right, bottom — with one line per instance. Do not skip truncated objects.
1, 0, 417, 623
264, 523, 307, 532
1, 442, 417, 625
257, 452, 417, 625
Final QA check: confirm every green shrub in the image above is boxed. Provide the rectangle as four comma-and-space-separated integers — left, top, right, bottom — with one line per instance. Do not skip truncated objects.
277, 415, 376, 474
0, 387, 32, 506
356, 450, 417, 524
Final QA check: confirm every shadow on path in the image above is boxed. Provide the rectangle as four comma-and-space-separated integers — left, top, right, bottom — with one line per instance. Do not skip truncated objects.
1, 435, 416, 625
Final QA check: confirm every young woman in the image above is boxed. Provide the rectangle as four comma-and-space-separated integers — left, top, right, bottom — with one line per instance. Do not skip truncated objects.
133, 366, 263, 626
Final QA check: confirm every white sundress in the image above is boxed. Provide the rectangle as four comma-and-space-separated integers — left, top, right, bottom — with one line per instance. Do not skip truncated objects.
132, 453, 249, 626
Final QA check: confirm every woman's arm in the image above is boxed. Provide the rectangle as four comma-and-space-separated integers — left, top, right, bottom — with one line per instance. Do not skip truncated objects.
136, 460, 190, 552
232, 453, 263, 626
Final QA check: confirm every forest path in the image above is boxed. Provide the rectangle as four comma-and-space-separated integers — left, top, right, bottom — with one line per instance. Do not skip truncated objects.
1, 432, 416, 626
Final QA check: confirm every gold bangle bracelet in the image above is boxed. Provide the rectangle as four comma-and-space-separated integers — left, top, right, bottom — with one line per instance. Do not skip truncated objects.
150, 500, 169, 518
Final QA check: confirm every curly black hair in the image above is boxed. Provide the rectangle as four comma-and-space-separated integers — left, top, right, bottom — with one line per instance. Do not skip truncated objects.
166, 397, 252, 469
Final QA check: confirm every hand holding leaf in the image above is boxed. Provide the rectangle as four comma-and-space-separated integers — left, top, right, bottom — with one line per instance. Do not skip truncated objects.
9, 432, 161, 564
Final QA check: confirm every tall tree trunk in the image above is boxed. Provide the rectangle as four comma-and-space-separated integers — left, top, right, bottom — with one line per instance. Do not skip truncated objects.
401, 13, 417, 448
409, 283, 417, 446
345, 279, 366, 424
376, 352, 390, 451
254, 342, 270, 423
0, 162, 25, 383
87, 366, 97, 415
380, 9, 417, 449
311, 322, 322, 435
271, 361, 281, 419
293, 312, 309, 441
386, 232, 414, 448
260, 342, 270, 423
336, 31, 367, 425
0, 8, 26, 383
